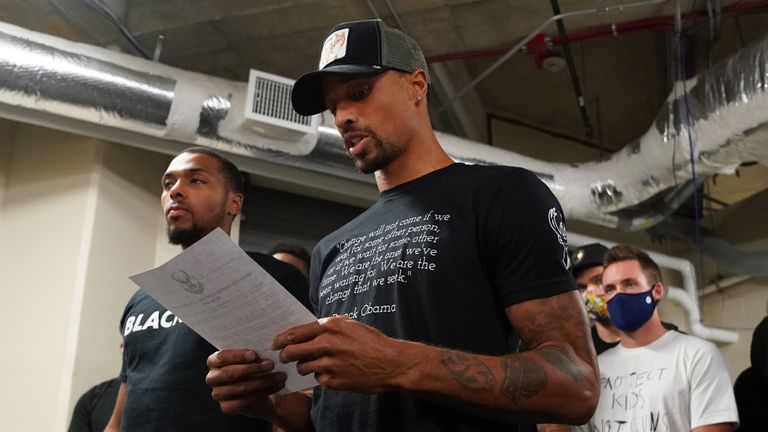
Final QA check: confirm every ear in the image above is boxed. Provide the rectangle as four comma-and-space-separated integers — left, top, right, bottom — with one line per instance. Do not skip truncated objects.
408, 69, 429, 101
227, 192, 244, 217
652, 282, 664, 301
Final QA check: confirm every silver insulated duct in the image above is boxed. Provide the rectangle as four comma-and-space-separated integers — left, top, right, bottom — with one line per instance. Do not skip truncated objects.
0, 21, 767, 229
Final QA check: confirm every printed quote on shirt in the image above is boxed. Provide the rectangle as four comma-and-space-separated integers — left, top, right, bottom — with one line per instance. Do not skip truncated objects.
319, 210, 451, 319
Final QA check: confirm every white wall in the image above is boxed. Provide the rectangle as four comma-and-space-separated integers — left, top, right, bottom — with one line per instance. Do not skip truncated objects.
699, 278, 768, 378
66, 143, 174, 424
0, 122, 189, 431
0, 125, 96, 430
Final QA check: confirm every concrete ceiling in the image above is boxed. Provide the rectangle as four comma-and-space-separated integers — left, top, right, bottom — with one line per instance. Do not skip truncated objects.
1, 0, 767, 215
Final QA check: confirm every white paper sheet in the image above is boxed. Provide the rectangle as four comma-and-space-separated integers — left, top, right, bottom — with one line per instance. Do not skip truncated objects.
130, 228, 318, 393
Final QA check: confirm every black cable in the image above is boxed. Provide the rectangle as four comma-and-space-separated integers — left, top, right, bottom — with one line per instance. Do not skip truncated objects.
77, 0, 152, 59
549, 0, 594, 139
48, 0, 106, 44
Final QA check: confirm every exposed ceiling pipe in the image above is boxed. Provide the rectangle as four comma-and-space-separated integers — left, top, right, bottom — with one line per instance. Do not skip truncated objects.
652, 216, 768, 276
0, 21, 767, 231
569, 232, 738, 344
549, 0, 594, 139
425, 1, 768, 64
665, 287, 738, 343
438, 0, 672, 112
701, 275, 752, 297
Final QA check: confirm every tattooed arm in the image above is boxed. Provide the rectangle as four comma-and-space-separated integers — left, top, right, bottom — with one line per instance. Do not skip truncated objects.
274, 290, 599, 425
413, 290, 598, 424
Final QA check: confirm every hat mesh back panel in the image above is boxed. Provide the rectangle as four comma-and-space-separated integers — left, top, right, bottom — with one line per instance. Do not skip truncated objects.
380, 26, 427, 76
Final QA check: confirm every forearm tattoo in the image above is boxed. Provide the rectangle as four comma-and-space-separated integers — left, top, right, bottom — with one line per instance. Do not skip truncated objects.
539, 346, 583, 382
500, 355, 548, 404
440, 351, 497, 392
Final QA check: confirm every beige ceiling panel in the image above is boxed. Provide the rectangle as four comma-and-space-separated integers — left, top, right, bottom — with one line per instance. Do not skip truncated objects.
127, 0, 302, 34
382, 0, 450, 13
213, 1, 372, 45
233, 29, 331, 80
134, 21, 230, 60
166, 47, 244, 76
450, 0, 545, 48
383, 7, 465, 54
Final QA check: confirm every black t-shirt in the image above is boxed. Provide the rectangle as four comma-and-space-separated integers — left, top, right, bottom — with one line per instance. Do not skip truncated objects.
591, 325, 618, 355
68, 378, 120, 432
734, 367, 768, 431
309, 163, 575, 432
735, 316, 768, 432
119, 251, 310, 432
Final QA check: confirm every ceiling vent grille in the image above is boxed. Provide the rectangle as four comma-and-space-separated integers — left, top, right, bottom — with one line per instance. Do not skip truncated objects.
244, 69, 318, 138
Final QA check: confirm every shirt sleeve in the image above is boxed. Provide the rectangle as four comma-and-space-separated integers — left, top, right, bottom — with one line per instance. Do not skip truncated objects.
67, 388, 94, 432
689, 340, 740, 429
118, 300, 130, 383
119, 347, 128, 383
483, 169, 576, 307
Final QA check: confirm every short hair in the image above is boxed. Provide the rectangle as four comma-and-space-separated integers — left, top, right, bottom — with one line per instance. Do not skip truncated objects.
603, 244, 662, 286
181, 146, 244, 194
268, 242, 311, 267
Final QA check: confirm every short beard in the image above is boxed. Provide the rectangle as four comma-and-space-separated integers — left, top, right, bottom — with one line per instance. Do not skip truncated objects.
349, 135, 402, 174
167, 224, 207, 249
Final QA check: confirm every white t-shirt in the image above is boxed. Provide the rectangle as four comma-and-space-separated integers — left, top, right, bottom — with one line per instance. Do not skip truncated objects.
576, 330, 738, 432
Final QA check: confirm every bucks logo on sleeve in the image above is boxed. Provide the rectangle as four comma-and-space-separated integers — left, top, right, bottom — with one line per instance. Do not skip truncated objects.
548, 207, 571, 270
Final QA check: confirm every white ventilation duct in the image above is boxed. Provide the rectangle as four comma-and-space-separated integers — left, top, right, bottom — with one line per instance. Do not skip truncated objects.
0, 21, 767, 230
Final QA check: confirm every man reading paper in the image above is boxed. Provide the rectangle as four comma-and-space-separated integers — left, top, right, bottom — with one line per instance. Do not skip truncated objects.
105, 147, 310, 432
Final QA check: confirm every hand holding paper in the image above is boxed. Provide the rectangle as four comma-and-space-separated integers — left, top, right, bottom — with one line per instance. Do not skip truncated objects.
130, 228, 319, 393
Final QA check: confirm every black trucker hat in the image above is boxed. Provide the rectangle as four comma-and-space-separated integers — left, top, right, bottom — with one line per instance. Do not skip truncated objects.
570, 243, 609, 278
291, 19, 429, 116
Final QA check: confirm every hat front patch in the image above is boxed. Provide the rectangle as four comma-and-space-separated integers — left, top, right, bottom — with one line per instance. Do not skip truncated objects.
319, 28, 349, 69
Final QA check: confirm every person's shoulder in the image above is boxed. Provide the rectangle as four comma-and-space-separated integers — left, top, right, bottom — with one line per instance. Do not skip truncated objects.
92, 377, 121, 396
661, 320, 685, 333
246, 251, 303, 280
598, 342, 621, 358
453, 163, 538, 181
126, 289, 146, 302
448, 165, 550, 203
595, 345, 623, 371
248, 250, 309, 295
313, 205, 376, 251
665, 331, 721, 357
668, 330, 709, 345
123, 289, 151, 312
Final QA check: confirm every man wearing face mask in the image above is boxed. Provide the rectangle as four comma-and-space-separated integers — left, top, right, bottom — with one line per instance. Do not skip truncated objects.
576, 244, 738, 432
570, 243, 682, 355
570, 243, 620, 355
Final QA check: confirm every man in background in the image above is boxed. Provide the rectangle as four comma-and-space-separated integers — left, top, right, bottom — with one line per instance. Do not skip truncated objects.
570, 243, 621, 355
105, 147, 309, 431
733, 300, 768, 431
269, 241, 311, 280
68, 377, 120, 432
576, 244, 738, 432
570, 243, 682, 355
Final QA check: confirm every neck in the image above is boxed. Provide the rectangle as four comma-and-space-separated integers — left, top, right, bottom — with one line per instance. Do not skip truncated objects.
618, 313, 667, 348
374, 130, 454, 192
180, 224, 232, 250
